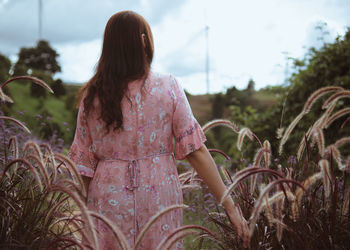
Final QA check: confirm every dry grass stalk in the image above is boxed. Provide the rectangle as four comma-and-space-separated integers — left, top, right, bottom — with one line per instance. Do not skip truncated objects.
341, 187, 350, 218
279, 112, 304, 155
0, 116, 31, 134
134, 204, 188, 249
303, 86, 343, 113
0, 75, 54, 93
322, 90, 350, 109
202, 119, 240, 133
237, 127, 254, 151
88, 211, 131, 250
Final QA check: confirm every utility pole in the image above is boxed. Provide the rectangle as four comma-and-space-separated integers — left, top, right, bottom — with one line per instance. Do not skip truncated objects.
38, 0, 42, 40
205, 25, 209, 94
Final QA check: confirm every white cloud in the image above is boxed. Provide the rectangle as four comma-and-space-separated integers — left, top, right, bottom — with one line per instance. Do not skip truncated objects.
0, 0, 349, 94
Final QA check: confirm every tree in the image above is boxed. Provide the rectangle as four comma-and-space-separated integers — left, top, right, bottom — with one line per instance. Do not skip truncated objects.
0, 53, 11, 83
13, 40, 61, 76
52, 79, 66, 97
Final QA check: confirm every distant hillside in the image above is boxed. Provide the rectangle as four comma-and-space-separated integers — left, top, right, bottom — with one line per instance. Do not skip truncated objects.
187, 89, 278, 126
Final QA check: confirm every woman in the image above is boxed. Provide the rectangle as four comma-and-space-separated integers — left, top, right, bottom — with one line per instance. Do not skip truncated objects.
69, 10, 249, 249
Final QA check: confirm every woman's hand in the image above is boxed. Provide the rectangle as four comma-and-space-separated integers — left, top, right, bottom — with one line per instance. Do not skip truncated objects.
224, 202, 250, 248
186, 146, 250, 247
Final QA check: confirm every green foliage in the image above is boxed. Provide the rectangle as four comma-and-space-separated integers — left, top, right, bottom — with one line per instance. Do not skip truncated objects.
13, 40, 61, 76
52, 79, 67, 97
0, 53, 11, 83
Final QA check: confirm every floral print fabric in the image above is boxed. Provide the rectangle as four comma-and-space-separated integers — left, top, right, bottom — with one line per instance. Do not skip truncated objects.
68, 72, 206, 249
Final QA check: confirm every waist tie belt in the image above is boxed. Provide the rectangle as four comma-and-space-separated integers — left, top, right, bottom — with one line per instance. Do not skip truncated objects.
102, 152, 174, 191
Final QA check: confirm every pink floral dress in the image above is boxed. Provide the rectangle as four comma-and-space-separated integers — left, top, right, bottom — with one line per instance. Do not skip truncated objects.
68, 72, 206, 249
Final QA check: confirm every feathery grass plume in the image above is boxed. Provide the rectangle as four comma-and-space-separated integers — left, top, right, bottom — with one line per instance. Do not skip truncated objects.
161, 229, 198, 250
0, 75, 54, 93
134, 204, 188, 249
276, 127, 285, 139
341, 187, 350, 218
263, 140, 271, 168
279, 112, 304, 155
220, 166, 233, 183
313, 128, 325, 157
261, 190, 296, 208
220, 167, 284, 205
24, 141, 44, 162
248, 179, 304, 238
237, 127, 254, 151
292, 172, 323, 221
297, 128, 312, 161
341, 116, 350, 130
276, 198, 284, 242
208, 148, 230, 161
49, 185, 98, 249
0, 87, 13, 103
334, 137, 350, 148
260, 184, 274, 227
202, 119, 239, 133
325, 145, 345, 170
296, 172, 322, 205
318, 101, 338, 129
0, 116, 31, 134
1, 159, 44, 191
88, 211, 131, 250
8, 136, 18, 160
325, 108, 350, 128
303, 86, 343, 113
181, 184, 201, 190
25, 154, 51, 188
54, 153, 86, 197
156, 225, 214, 250
319, 159, 331, 203
208, 212, 227, 218
322, 90, 350, 109
8, 136, 19, 172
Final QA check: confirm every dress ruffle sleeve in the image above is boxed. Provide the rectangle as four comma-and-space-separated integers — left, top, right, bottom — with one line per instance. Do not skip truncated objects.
68, 98, 98, 178
171, 75, 207, 160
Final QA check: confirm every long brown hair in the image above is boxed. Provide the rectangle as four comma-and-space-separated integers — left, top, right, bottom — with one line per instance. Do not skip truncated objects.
78, 11, 154, 133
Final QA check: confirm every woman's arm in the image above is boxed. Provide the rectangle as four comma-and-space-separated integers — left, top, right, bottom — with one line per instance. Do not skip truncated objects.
186, 144, 249, 247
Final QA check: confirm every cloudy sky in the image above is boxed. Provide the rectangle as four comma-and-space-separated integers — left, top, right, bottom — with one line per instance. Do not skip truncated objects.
1, 0, 350, 94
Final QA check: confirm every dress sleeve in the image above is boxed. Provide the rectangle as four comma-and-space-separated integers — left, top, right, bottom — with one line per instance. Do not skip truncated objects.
68, 98, 98, 178
171, 75, 207, 160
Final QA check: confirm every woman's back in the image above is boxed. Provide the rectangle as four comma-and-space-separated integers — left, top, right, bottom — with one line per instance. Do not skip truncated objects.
69, 71, 206, 249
